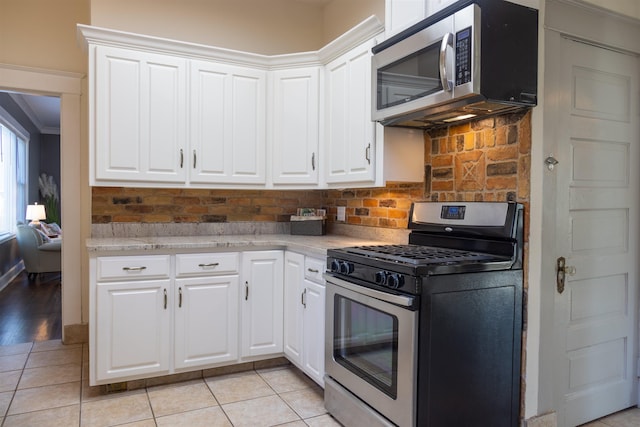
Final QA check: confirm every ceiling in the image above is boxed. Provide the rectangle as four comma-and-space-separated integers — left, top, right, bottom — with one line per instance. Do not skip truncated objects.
8, 92, 60, 135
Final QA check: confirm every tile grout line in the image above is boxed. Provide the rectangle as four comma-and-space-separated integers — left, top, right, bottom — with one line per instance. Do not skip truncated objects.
0, 342, 33, 426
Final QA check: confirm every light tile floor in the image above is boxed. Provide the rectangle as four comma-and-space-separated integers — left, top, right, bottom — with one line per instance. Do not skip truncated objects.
0, 339, 341, 427
580, 407, 640, 427
2, 340, 639, 426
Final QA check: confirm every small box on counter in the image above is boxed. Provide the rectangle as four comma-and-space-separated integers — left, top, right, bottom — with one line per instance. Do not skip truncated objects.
290, 215, 326, 236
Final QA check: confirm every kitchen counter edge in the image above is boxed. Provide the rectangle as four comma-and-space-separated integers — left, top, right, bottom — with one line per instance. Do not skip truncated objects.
86, 234, 390, 259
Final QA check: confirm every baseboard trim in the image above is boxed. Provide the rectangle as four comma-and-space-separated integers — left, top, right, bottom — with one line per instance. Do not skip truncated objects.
0, 261, 24, 293
63, 323, 88, 344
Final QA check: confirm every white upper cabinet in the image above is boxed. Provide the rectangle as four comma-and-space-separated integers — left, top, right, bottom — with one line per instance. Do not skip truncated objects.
94, 46, 187, 184
190, 60, 267, 185
385, 0, 429, 37
270, 67, 320, 185
79, 17, 396, 189
427, 0, 458, 15
385, 0, 458, 37
324, 38, 377, 185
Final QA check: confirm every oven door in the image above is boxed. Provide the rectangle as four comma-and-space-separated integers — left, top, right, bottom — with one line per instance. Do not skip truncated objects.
325, 275, 418, 427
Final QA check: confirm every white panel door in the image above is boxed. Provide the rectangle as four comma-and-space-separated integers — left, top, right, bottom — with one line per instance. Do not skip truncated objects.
325, 38, 376, 184
174, 276, 239, 369
190, 60, 266, 184
283, 251, 304, 365
95, 46, 186, 183
95, 279, 171, 382
271, 67, 320, 185
551, 37, 639, 426
241, 251, 284, 358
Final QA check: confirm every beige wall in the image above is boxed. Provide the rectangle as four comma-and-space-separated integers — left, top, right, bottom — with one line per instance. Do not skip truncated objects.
0, 0, 89, 74
323, 0, 385, 44
90, 0, 382, 55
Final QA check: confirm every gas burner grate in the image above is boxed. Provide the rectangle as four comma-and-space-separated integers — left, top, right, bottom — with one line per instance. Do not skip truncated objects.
345, 244, 495, 265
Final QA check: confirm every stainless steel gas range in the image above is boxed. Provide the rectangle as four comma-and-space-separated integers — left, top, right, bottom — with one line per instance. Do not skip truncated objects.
324, 201, 524, 427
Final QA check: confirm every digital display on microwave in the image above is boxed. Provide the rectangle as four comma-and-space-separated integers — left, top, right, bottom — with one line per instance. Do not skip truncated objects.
455, 26, 472, 86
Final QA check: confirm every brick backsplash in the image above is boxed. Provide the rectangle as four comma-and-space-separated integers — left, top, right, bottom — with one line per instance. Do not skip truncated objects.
91, 110, 531, 229
91, 188, 325, 224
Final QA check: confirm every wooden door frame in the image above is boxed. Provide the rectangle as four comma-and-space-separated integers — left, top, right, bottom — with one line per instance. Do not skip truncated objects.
530, 0, 640, 420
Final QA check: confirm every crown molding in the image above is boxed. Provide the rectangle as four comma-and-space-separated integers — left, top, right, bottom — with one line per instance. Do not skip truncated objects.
77, 15, 384, 70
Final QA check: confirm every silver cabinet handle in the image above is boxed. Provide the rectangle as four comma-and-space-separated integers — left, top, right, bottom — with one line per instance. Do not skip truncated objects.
365, 143, 371, 165
180, 149, 184, 168
122, 266, 147, 272
163, 288, 167, 310
198, 262, 220, 268
245, 281, 249, 301
301, 288, 307, 308
307, 268, 319, 273
311, 152, 316, 171
193, 150, 197, 169
178, 287, 183, 308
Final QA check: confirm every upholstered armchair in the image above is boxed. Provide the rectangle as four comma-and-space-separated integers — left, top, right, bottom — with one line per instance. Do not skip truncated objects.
15, 225, 61, 279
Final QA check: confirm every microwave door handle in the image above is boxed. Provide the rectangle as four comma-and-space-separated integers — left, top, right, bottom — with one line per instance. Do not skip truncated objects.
439, 33, 454, 92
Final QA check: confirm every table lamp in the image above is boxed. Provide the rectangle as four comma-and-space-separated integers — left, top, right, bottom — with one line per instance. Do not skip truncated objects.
26, 203, 46, 226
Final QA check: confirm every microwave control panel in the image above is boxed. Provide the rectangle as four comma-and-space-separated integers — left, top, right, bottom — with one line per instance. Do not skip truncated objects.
455, 27, 472, 86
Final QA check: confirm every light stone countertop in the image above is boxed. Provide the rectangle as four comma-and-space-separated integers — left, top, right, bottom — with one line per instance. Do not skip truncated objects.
86, 234, 393, 259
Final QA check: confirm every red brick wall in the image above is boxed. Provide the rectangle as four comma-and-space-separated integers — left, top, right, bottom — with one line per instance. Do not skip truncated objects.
91, 111, 531, 227
91, 188, 325, 224
323, 110, 531, 227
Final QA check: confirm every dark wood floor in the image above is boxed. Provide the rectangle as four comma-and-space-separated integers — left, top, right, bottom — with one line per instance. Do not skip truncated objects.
0, 271, 62, 346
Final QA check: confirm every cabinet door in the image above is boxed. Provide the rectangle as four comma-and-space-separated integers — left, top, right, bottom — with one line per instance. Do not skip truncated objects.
271, 67, 320, 185
324, 38, 376, 185
426, 0, 458, 16
385, 0, 429, 37
241, 251, 284, 358
190, 60, 266, 184
95, 279, 171, 382
174, 276, 239, 369
94, 45, 186, 183
303, 279, 325, 387
283, 251, 305, 365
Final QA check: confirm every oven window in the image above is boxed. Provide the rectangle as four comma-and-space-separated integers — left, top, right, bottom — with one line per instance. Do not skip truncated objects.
333, 295, 398, 398
377, 40, 442, 110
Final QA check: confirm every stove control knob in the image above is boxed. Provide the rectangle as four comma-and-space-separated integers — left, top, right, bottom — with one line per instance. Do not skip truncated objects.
330, 259, 341, 273
386, 273, 404, 289
339, 261, 354, 275
374, 271, 387, 285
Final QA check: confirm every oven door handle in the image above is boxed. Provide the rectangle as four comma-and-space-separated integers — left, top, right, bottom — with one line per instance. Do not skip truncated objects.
324, 274, 416, 308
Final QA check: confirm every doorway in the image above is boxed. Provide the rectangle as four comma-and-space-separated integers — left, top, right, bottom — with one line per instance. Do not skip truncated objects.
0, 90, 62, 345
0, 64, 84, 343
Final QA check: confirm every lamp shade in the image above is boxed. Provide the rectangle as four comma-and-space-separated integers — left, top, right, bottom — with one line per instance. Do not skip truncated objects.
26, 204, 46, 223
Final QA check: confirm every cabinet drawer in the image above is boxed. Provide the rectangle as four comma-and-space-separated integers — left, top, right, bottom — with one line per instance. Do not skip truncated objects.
304, 257, 325, 283
96, 255, 171, 281
176, 252, 239, 277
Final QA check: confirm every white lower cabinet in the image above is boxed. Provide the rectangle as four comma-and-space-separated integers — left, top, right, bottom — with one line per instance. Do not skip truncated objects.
91, 249, 313, 386
174, 276, 239, 370
283, 251, 326, 386
95, 278, 171, 383
283, 252, 305, 366
241, 250, 284, 358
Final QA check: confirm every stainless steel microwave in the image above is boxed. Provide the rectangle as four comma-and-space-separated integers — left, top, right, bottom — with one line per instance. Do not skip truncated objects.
372, 0, 538, 129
